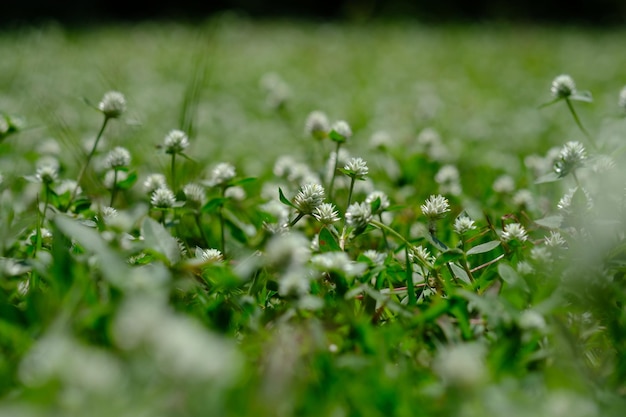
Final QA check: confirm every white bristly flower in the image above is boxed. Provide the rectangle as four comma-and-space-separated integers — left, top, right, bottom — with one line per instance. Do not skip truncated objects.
345, 202, 372, 231
550, 74, 576, 99
454, 215, 476, 235
304, 110, 330, 140
312, 203, 340, 225
544, 231, 566, 248
183, 183, 206, 206
143, 173, 167, 194
151, 187, 176, 208
421, 194, 450, 220
343, 157, 369, 179
105, 146, 131, 169
492, 175, 515, 193
330, 120, 352, 142
196, 247, 223, 263
101, 206, 119, 222
293, 183, 325, 215
35, 164, 58, 185
555, 141, 586, 177
365, 191, 390, 214
163, 129, 189, 155
411, 245, 435, 267
207, 162, 236, 187
619, 86, 626, 111
98, 91, 126, 119
501, 223, 528, 243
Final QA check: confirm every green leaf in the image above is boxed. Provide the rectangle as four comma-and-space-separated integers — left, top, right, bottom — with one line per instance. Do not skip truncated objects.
434, 248, 464, 267
278, 187, 297, 209
141, 217, 181, 265
466, 240, 501, 256
319, 227, 340, 253
534, 215, 562, 229
230, 177, 257, 187
329, 130, 347, 143
449, 262, 472, 285
116, 170, 138, 190
369, 197, 381, 214
497, 263, 529, 292
535, 172, 561, 184
537, 97, 561, 109
201, 197, 228, 214
570, 91, 593, 103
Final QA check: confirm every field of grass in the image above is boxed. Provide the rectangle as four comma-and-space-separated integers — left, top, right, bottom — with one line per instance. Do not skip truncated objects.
1, 18, 626, 416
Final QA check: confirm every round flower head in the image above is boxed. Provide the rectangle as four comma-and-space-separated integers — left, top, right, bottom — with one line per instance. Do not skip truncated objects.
555, 141, 586, 177
501, 223, 528, 243
98, 91, 126, 119
619, 86, 626, 112
330, 120, 352, 143
411, 245, 435, 267
343, 157, 369, 179
312, 203, 340, 225
151, 187, 176, 209
550, 74, 576, 99
365, 190, 390, 214
143, 173, 167, 194
345, 202, 372, 232
421, 194, 450, 220
35, 164, 58, 185
105, 146, 131, 169
544, 231, 566, 248
293, 183, 325, 215
454, 215, 476, 235
196, 247, 223, 263
304, 110, 330, 140
183, 183, 206, 206
163, 129, 189, 155
207, 162, 236, 187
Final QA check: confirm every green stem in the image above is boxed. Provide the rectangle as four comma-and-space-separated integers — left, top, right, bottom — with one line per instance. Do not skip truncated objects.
378, 213, 389, 250
195, 212, 209, 248
171, 153, 177, 192
328, 141, 342, 199
288, 212, 305, 227
109, 170, 118, 207
405, 245, 416, 306
346, 176, 356, 211
370, 219, 413, 249
565, 98, 597, 151
41, 185, 51, 229
219, 187, 226, 257
72, 116, 109, 203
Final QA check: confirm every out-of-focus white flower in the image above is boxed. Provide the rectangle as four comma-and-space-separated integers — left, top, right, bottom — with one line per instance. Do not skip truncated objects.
421, 194, 450, 220
312, 203, 340, 225
206, 162, 236, 187
98, 91, 126, 119
492, 175, 515, 193
501, 223, 528, 243
293, 183, 325, 215
35, 164, 58, 185
619, 86, 626, 111
183, 183, 206, 206
433, 343, 487, 387
143, 173, 167, 194
151, 187, 176, 208
196, 247, 223, 263
365, 190, 390, 214
105, 146, 131, 169
453, 215, 476, 235
555, 141, 586, 177
330, 120, 352, 142
163, 129, 189, 155
304, 110, 330, 140
345, 202, 372, 231
545, 231, 566, 248
550, 74, 576, 99
343, 157, 369, 179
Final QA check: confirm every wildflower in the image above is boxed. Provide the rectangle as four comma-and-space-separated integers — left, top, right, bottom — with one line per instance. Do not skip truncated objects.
98, 91, 126, 119
512, 189, 534, 208
279, 268, 311, 297
501, 223, 528, 243
143, 173, 167, 194
35, 164, 58, 185
105, 146, 131, 169
56, 179, 81, 196
421, 194, 450, 220
207, 162, 236, 187
330, 120, 352, 142
304, 110, 330, 140
183, 183, 206, 206
345, 202, 372, 231
343, 157, 369, 179
492, 175, 515, 193
555, 141, 586, 177
557, 187, 593, 213
619, 86, 626, 111
530, 246, 552, 264
550, 74, 576, 99
225, 186, 246, 201
362, 250, 386, 266
365, 190, 390, 214
454, 215, 476, 235
196, 247, 223, 263
519, 310, 546, 332
545, 231, 566, 248
151, 187, 176, 208
293, 183, 325, 215
312, 203, 340, 225
369, 130, 393, 150
411, 245, 435, 267
311, 252, 366, 277
163, 129, 189, 155
517, 261, 534, 275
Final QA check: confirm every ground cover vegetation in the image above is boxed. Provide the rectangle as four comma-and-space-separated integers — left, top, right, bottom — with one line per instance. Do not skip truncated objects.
1, 18, 626, 416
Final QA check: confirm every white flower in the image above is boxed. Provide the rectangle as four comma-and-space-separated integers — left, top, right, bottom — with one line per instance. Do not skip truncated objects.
56, 179, 81, 196
151, 187, 176, 208
550, 74, 576, 99
501, 223, 528, 243
512, 189, 534, 208
312, 203, 340, 225
365, 191, 390, 214
311, 252, 366, 277
183, 183, 206, 206
410, 245, 435, 267
492, 175, 515, 193
98, 91, 126, 119
163, 129, 189, 154
293, 183, 325, 215
225, 186, 246, 201
196, 247, 223, 263
105, 146, 131, 169
555, 141, 586, 177
362, 250, 386, 266
435, 165, 460, 185
304, 110, 329, 139
545, 231, 566, 248
278, 267, 311, 297
369, 130, 393, 149
101, 206, 118, 222
343, 157, 369, 178
619, 86, 626, 111
454, 215, 476, 235
330, 120, 352, 141
207, 162, 236, 187
421, 194, 450, 220
35, 164, 58, 184
531, 246, 552, 264
143, 173, 167, 194
345, 202, 372, 231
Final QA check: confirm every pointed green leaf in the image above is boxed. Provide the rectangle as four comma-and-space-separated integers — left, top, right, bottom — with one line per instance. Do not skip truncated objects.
319, 227, 340, 253
534, 215, 562, 229
434, 248, 464, 267
116, 170, 138, 190
466, 240, 501, 256
498, 263, 529, 292
449, 262, 471, 284
278, 187, 297, 209
141, 217, 181, 265
201, 197, 228, 214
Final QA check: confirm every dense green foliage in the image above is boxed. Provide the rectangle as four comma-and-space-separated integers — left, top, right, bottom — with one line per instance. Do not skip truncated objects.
1, 20, 626, 416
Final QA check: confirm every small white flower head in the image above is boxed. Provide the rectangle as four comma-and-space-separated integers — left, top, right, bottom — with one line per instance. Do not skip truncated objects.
278, 268, 311, 297
591, 154, 615, 173
557, 187, 593, 214
143, 173, 167, 194
369, 130, 393, 150
492, 175, 515, 193
183, 183, 206, 206
619, 86, 626, 112
330, 120, 352, 143
433, 343, 487, 387
293, 183, 325, 215
163, 129, 189, 155
435, 164, 460, 185
304, 110, 330, 140
311, 252, 366, 277
454, 215, 476, 235
365, 190, 390, 214
98, 91, 126, 119
101, 206, 119, 222
555, 141, 586, 176
105, 146, 131, 169
35, 164, 58, 185
56, 179, 81, 196
207, 162, 236, 187
312, 203, 340, 225
519, 310, 547, 332
545, 231, 566, 248
343, 157, 369, 179
0, 116, 8, 135
345, 202, 372, 231
103, 169, 127, 189
26, 228, 53, 248
550, 74, 576, 99
410, 245, 435, 267
531, 246, 552, 264
224, 186, 246, 201
421, 194, 450, 220
501, 223, 528, 243
362, 250, 386, 266
517, 261, 534, 276
512, 189, 535, 208
151, 187, 176, 209
196, 247, 223, 263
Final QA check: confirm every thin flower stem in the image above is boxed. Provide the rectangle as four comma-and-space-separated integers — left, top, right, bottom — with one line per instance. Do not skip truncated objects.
42, 185, 51, 229
109, 170, 118, 207
195, 213, 209, 248
346, 176, 356, 211
370, 219, 413, 249
405, 245, 416, 306
219, 187, 226, 257
565, 98, 597, 151
171, 153, 177, 192
72, 116, 109, 203
288, 212, 305, 227
378, 213, 389, 250
328, 141, 342, 199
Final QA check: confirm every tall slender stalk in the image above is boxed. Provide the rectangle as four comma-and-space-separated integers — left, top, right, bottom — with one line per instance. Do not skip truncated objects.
328, 142, 342, 199
565, 98, 597, 151
72, 116, 109, 203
